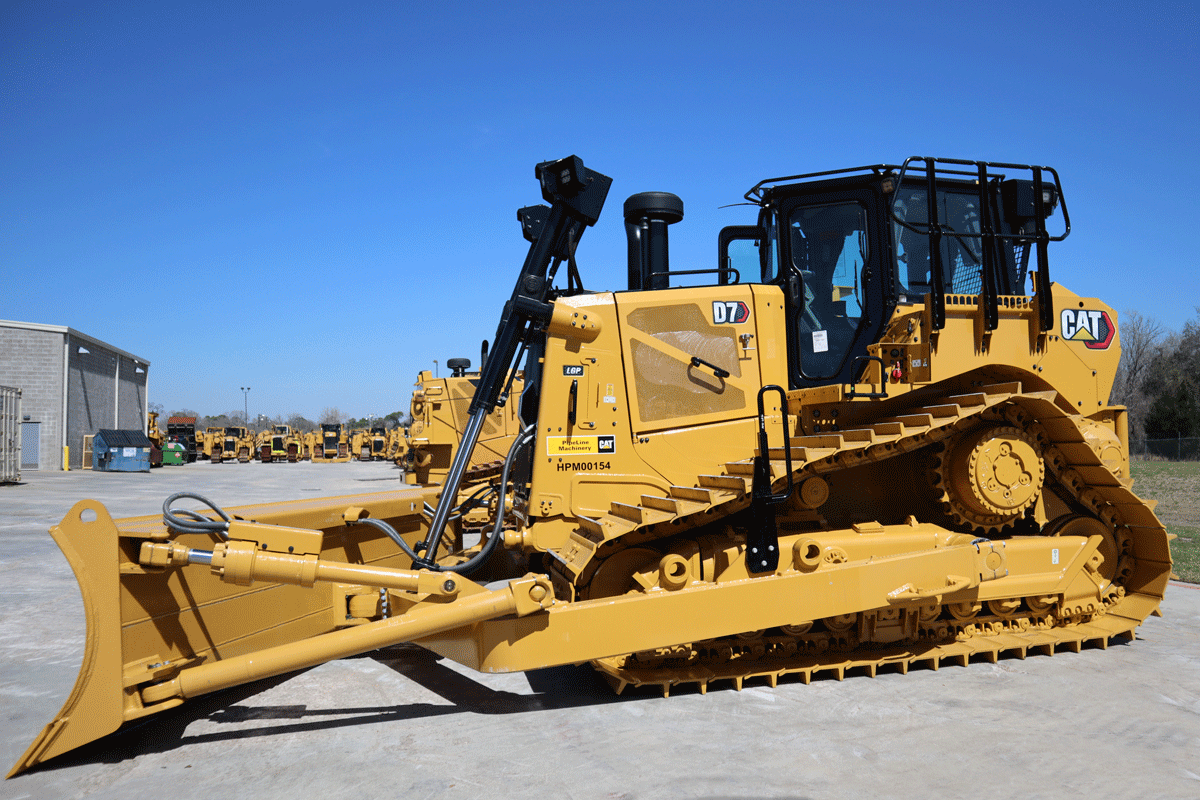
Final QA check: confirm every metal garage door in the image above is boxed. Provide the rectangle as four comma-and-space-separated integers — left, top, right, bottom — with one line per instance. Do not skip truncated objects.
21, 422, 39, 470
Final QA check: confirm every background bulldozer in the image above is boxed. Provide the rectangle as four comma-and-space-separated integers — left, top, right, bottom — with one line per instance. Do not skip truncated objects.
212, 426, 253, 463
146, 411, 165, 467
196, 426, 223, 460
388, 424, 409, 467
368, 425, 389, 460
10, 156, 1171, 777
312, 423, 350, 462
349, 425, 389, 461
406, 356, 524, 486
258, 425, 300, 462
349, 427, 369, 460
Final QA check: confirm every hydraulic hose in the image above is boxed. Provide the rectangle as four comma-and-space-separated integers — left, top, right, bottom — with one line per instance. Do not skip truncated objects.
354, 517, 422, 563
364, 423, 535, 574
162, 492, 233, 538
348, 462, 508, 570
162, 423, 533, 576
362, 423, 534, 574
420, 483, 496, 523
443, 423, 536, 575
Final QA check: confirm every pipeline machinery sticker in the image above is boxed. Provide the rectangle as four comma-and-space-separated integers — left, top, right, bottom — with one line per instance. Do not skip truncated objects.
547, 435, 615, 456
1060, 308, 1115, 349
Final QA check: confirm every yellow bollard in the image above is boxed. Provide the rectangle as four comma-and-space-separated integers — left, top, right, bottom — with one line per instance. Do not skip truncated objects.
63, 445, 70, 471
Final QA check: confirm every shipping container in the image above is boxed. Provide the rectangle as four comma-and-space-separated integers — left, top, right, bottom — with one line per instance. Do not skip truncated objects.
0, 386, 20, 483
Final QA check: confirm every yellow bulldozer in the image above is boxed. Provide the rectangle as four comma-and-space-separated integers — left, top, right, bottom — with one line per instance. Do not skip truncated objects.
406, 356, 524, 485
349, 426, 388, 461
388, 424, 409, 467
368, 424, 389, 460
258, 425, 301, 463
9, 156, 1171, 777
300, 429, 316, 460
312, 422, 350, 462
197, 426, 224, 460
212, 426, 254, 463
146, 411, 165, 467
349, 427, 367, 459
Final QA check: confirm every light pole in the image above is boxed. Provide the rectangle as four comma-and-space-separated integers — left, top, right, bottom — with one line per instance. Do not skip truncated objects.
433, 360, 438, 378
240, 387, 250, 428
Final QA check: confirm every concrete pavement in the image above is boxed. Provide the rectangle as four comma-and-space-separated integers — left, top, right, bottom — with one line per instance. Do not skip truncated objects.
2, 463, 1198, 799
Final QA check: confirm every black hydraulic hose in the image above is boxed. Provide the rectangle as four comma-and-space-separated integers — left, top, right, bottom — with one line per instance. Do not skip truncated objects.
162, 491, 233, 538
419, 484, 496, 521
353, 427, 531, 573
353, 517, 423, 563
456, 483, 496, 512
443, 423, 537, 575
353, 483, 497, 564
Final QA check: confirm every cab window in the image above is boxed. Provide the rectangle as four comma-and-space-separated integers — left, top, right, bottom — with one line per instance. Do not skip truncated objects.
789, 202, 868, 379
892, 186, 993, 299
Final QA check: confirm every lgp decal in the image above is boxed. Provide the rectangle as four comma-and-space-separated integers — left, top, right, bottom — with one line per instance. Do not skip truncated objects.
713, 300, 750, 324
1060, 308, 1115, 350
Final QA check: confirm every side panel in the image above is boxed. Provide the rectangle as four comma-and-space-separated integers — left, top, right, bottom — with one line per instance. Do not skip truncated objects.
526, 286, 789, 553
617, 284, 763, 435
528, 292, 660, 543
626, 284, 790, 488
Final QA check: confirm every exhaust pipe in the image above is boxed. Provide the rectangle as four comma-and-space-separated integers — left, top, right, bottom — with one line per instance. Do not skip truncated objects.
624, 191, 683, 291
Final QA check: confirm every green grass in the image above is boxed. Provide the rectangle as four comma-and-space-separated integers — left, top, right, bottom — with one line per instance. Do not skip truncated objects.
1164, 525, 1200, 584
1129, 460, 1200, 583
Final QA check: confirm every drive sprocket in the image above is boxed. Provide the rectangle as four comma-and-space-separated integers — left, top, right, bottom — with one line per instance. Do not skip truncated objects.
934, 425, 1044, 532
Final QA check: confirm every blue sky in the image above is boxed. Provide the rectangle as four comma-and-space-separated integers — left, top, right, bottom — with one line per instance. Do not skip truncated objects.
3, 1, 1197, 421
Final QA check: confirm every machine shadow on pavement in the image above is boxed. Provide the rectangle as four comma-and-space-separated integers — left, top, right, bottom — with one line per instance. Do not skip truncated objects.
19, 644, 630, 775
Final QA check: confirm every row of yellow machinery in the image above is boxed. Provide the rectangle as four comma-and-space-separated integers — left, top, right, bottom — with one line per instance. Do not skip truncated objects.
152, 421, 409, 465
10, 156, 1172, 776
143, 359, 504, 472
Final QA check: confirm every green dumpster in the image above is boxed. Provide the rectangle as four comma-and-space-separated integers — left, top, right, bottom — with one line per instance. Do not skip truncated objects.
162, 442, 185, 466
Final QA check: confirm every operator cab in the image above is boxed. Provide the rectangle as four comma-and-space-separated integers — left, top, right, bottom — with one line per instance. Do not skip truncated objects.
720, 159, 1065, 390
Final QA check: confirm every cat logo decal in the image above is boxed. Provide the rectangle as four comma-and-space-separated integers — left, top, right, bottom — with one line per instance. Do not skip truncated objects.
1060, 308, 1115, 350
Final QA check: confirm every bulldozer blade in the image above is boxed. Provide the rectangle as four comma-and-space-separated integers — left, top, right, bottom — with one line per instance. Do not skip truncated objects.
8, 487, 443, 777
9, 501, 126, 778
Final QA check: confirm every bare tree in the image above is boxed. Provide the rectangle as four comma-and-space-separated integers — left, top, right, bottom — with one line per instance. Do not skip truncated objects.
287, 413, 316, 431
319, 407, 344, 425
1110, 310, 1166, 449
1111, 311, 1166, 403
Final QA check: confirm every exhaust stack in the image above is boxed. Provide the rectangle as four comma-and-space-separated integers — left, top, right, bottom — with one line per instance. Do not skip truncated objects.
624, 192, 683, 291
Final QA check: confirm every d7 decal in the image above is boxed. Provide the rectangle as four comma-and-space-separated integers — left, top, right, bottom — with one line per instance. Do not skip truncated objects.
713, 300, 750, 324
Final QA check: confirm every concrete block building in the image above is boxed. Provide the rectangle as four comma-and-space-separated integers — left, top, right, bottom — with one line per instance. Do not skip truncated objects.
0, 320, 151, 471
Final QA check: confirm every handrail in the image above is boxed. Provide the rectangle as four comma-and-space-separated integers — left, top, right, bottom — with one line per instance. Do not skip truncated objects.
888, 156, 1070, 333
